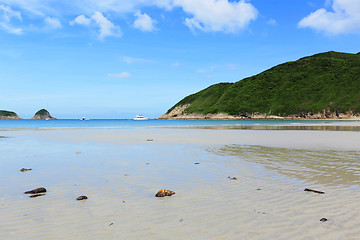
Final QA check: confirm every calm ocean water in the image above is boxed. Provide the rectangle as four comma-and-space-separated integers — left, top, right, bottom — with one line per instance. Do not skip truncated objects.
0, 119, 359, 130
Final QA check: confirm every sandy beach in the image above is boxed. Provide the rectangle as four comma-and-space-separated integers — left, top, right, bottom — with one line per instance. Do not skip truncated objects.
1, 126, 360, 240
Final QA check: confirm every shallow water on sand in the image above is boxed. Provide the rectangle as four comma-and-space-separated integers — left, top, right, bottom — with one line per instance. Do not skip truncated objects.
1, 128, 360, 240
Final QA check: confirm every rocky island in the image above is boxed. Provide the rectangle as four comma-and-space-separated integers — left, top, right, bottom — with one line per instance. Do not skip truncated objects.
0, 110, 21, 119
31, 109, 56, 120
159, 51, 360, 120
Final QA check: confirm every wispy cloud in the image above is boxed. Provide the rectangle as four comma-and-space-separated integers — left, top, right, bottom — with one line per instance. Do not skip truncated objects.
107, 72, 131, 78
267, 18, 277, 26
226, 64, 240, 71
133, 10, 157, 32
44, 17, 61, 29
299, 0, 360, 35
123, 56, 154, 64
0, 4, 23, 34
196, 66, 215, 73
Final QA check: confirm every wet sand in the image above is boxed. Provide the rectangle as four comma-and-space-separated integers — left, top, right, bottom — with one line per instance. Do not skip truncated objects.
1, 127, 360, 239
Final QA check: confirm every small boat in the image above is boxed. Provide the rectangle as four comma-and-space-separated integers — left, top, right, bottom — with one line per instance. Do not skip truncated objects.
133, 115, 150, 120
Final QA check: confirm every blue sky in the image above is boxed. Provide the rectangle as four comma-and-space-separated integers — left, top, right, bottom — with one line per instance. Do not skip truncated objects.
0, 0, 359, 119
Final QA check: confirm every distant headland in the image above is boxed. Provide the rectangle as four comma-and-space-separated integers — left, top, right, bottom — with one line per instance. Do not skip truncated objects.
31, 109, 56, 120
0, 110, 21, 119
0, 109, 56, 120
159, 51, 360, 120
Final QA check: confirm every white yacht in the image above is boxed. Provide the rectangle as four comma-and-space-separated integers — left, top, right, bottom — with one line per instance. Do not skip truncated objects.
133, 115, 150, 120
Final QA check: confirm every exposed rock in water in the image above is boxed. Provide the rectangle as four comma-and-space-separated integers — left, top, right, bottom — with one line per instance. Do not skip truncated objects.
0, 110, 21, 119
24, 187, 47, 194
155, 189, 175, 197
31, 109, 56, 120
76, 196, 88, 201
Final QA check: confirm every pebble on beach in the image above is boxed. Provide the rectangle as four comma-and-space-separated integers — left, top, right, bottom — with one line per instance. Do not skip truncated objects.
24, 187, 47, 194
77, 196, 88, 201
155, 189, 175, 197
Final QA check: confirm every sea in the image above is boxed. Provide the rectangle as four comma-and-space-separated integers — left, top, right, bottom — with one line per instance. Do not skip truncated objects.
1, 118, 360, 130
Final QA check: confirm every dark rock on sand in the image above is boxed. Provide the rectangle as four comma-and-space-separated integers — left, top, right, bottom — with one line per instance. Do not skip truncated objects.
76, 196, 88, 201
155, 189, 175, 197
20, 168, 32, 172
24, 187, 47, 194
304, 188, 325, 194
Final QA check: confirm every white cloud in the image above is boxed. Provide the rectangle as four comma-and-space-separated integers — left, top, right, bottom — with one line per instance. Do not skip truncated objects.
174, 0, 258, 33
1, 0, 259, 36
70, 11, 122, 39
0, 4, 23, 34
44, 17, 62, 28
133, 11, 157, 32
70, 15, 91, 26
91, 11, 122, 39
107, 72, 131, 78
299, 0, 360, 34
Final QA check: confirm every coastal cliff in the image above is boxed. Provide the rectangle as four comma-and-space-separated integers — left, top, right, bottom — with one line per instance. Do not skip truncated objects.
159, 51, 360, 120
0, 110, 21, 119
31, 109, 56, 120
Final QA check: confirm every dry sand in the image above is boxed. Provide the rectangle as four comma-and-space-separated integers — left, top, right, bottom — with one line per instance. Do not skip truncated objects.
1, 127, 360, 239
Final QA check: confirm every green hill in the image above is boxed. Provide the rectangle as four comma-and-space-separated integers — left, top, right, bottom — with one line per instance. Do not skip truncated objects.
0, 110, 21, 119
160, 51, 360, 119
31, 109, 56, 119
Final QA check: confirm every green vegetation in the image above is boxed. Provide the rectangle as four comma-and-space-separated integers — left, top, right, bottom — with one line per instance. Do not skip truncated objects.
0, 110, 18, 117
34, 109, 50, 116
32, 109, 55, 119
169, 51, 360, 117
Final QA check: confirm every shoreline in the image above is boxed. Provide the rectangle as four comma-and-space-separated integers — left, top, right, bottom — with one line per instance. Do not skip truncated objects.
158, 115, 360, 121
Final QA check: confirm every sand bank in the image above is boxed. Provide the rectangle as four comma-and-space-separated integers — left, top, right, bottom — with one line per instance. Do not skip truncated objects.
1, 127, 360, 239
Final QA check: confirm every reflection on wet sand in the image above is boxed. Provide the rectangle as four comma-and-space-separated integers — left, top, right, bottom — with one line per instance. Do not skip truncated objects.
215, 145, 360, 187
173, 125, 360, 131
